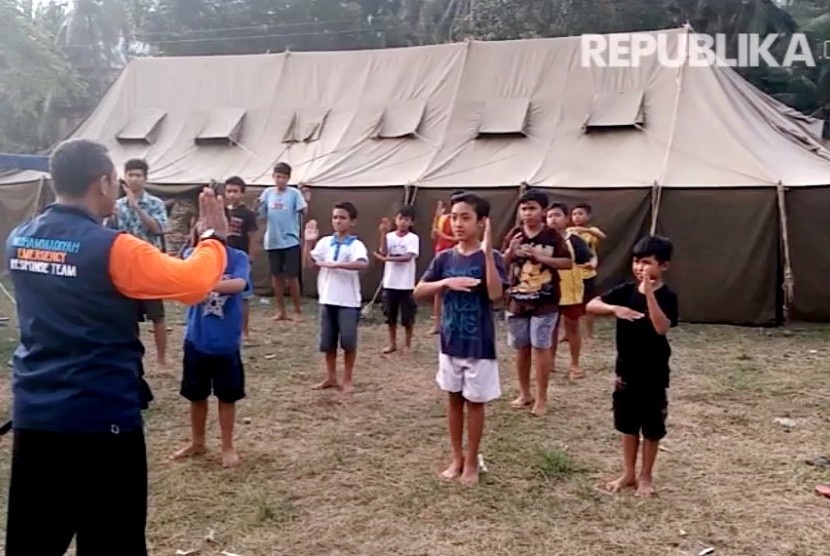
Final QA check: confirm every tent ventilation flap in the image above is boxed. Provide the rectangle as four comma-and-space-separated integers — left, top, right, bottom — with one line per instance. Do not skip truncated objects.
376, 100, 426, 138
116, 109, 166, 144
283, 107, 330, 143
476, 98, 531, 138
584, 91, 645, 132
195, 107, 246, 145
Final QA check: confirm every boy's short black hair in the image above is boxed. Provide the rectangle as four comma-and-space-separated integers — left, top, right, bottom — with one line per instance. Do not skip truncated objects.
450, 189, 466, 198
334, 201, 358, 220
396, 205, 416, 219
633, 235, 673, 263
518, 188, 549, 209
224, 176, 246, 192
50, 139, 114, 199
573, 202, 592, 213
548, 202, 569, 214
124, 158, 148, 177
450, 191, 491, 220
273, 162, 292, 177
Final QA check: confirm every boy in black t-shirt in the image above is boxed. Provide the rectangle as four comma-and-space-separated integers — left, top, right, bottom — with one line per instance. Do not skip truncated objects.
224, 176, 259, 337
586, 235, 678, 497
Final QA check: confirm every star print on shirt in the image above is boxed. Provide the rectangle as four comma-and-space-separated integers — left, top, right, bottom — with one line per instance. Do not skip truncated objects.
202, 275, 232, 319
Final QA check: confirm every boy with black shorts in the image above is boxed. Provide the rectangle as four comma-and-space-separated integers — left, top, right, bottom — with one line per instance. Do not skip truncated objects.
303, 202, 369, 394
224, 176, 258, 337
172, 242, 251, 468
256, 162, 307, 321
587, 235, 678, 497
375, 206, 419, 354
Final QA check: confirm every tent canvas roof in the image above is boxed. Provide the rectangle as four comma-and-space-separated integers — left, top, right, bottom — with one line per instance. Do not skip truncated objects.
12, 27, 830, 189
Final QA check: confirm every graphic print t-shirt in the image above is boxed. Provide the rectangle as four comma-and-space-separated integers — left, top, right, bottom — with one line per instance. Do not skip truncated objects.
502, 226, 570, 316
382, 231, 420, 290
184, 246, 251, 354
258, 187, 307, 250
601, 282, 679, 388
421, 248, 508, 360
227, 205, 258, 254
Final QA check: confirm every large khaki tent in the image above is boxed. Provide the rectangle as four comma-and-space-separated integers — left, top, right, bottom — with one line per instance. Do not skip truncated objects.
3, 27, 830, 324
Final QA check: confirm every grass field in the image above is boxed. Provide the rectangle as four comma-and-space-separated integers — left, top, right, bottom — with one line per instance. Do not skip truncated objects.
0, 296, 828, 555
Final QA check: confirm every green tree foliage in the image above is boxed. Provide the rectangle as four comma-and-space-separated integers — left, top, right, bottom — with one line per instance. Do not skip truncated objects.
0, 1, 80, 153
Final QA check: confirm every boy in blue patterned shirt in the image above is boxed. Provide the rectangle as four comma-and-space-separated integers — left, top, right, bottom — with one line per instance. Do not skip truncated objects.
107, 158, 170, 368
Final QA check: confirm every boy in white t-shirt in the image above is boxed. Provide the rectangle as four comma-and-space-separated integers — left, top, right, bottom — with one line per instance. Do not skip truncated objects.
302, 202, 369, 394
375, 205, 420, 355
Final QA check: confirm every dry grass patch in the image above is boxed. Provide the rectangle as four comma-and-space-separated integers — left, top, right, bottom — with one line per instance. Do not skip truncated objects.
0, 296, 828, 555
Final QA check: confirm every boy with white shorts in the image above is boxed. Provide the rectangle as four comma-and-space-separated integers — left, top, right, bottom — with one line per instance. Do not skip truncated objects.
415, 191, 507, 487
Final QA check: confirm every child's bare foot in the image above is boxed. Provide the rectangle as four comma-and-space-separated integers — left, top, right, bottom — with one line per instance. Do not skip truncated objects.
312, 379, 339, 390
459, 464, 479, 486
606, 475, 637, 493
440, 460, 463, 480
291, 312, 303, 323
530, 401, 547, 416
222, 448, 240, 468
429, 326, 440, 335
569, 366, 585, 380
170, 443, 207, 461
382, 346, 397, 355
272, 312, 288, 321
341, 381, 354, 394
401, 346, 412, 356
510, 396, 533, 409
635, 478, 656, 497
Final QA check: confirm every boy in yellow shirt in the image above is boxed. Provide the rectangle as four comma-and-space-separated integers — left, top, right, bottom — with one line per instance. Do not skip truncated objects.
548, 204, 593, 380
569, 203, 606, 339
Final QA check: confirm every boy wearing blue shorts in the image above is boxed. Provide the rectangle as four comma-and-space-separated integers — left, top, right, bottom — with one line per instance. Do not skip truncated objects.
502, 189, 571, 416
172, 240, 251, 468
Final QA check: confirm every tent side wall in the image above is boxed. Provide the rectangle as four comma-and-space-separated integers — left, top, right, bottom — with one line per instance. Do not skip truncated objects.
786, 187, 830, 321
0, 179, 53, 273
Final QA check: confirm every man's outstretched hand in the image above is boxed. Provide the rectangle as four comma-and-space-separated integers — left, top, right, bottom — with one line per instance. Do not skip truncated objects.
198, 186, 229, 238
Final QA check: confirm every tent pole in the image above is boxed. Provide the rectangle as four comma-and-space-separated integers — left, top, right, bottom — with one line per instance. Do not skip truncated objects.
776, 181, 794, 323
649, 180, 662, 235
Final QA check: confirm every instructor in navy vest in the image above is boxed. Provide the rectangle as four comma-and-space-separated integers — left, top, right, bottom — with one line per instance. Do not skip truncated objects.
4, 139, 229, 555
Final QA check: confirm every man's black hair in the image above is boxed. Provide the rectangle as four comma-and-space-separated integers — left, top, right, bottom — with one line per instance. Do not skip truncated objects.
334, 201, 358, 220
396, 205, 416, 219
224, 176, 246, 192
573, 202, 592, 214
50, 139, 114, 199
518, 188, 549, 209
124, 158, 148, 177
633, 235, 673, 263
274, 162, 292, 177
450, 192, 491, 220
548, 202, 569, 214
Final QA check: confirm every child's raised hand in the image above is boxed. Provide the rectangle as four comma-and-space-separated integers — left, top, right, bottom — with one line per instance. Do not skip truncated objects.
613, 306, 645, 321
482, 217, 493, 252
444, 277, 481, 292
304, 219, 320, 242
